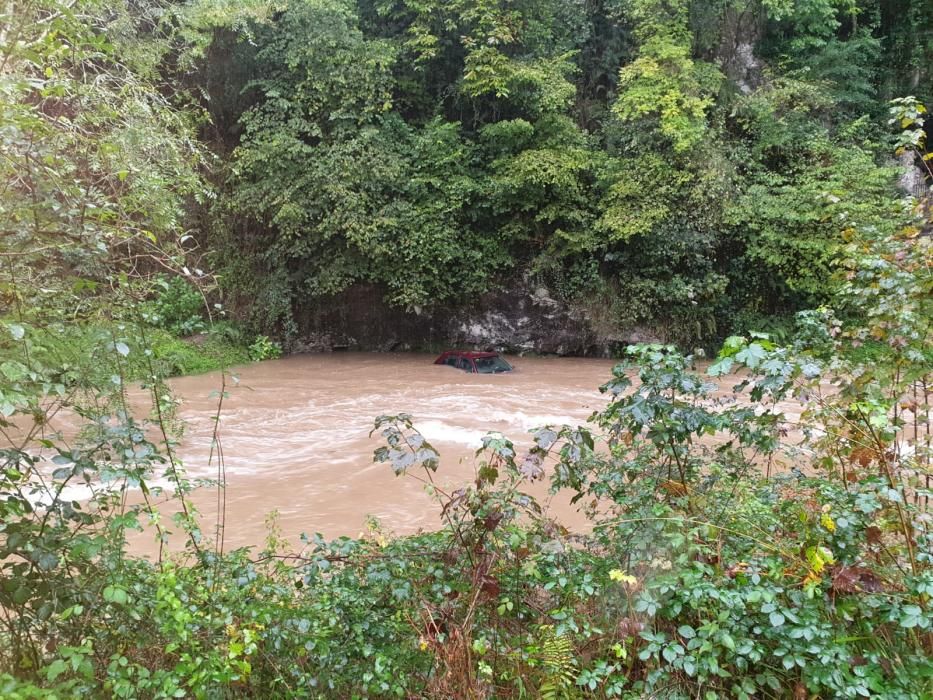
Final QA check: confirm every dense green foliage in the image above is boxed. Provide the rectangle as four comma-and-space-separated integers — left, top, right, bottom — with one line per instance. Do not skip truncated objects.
207, 0, 932, 343
0, 0, 265, 378
1, 0, 931, 698
2, 210, 931, 695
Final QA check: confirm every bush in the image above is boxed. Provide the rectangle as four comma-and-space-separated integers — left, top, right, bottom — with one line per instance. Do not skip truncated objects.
247, 335, 282, 362
143, 276, 208, 337
148, 328, 251, 376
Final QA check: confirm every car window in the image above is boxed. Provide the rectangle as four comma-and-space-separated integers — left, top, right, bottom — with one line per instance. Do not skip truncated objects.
445, 356, 457, 366
458, 357, 473, 371
474, 356, 512, 373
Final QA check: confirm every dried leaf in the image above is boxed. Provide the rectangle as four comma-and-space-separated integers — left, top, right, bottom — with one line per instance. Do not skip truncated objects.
480, 575, 500, 598
832, 565, 884, 594
659, 480, 688, 497
482, 511, 503, 532
617, 617, 644, 638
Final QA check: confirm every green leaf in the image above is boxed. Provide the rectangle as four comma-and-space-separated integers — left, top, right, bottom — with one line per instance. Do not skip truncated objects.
37, 552, 59, 571
46, 659, 67, 682
899, 606, 923, 629
769, 611, 785, 628
735, 343, 768, 368
0, 362, 27, 381
12, 586, 30, 605
677, 625, 696, 639
103, 585, 129, 605
707, 357, 733, 377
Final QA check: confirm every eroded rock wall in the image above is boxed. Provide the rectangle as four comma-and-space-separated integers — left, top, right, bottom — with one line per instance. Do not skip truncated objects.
290, 283, 657, 356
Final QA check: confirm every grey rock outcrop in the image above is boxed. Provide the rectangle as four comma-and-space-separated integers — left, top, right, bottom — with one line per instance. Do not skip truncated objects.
289, 282, 653, 356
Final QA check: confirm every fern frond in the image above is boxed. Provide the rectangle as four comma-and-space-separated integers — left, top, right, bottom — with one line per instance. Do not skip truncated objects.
536, 625, 578, 699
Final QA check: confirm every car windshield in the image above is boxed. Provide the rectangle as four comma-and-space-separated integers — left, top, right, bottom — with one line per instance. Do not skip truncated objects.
473, 356, 512, 374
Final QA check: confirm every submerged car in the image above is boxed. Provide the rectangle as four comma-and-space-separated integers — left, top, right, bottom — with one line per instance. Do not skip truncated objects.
434, 350, 513, 374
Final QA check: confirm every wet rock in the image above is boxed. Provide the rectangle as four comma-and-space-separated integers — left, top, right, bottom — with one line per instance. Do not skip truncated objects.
289, 332, 353, 353
448, 286, 596, 355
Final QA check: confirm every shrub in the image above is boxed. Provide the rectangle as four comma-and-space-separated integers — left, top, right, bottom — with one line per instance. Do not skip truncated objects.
143, 276, 208, 337
2, 332, 930, 698
148, 328, 251, 376
248, 335, 282, 362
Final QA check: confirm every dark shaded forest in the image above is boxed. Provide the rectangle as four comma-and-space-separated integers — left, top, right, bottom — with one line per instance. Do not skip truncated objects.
203, 0, 932, 346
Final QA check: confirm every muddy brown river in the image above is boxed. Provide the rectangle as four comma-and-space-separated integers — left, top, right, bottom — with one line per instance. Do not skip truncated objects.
153, 353, 616, 550
22, 353, 808, 554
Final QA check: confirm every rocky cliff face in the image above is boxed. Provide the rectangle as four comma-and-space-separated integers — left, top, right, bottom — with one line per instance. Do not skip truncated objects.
708, 4, 764, 95
290, 283, 657, 356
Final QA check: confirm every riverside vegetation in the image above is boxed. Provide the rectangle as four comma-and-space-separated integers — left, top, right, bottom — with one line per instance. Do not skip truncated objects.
0, 0, 932, 698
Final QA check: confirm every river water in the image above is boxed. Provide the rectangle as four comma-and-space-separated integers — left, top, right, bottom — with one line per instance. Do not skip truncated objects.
22, 352, 807, 554
153, 353, 618, 551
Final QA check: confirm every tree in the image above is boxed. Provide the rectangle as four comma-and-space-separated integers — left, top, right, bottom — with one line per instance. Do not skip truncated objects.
612, 0, 722, 153
0, 0, 209, 323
